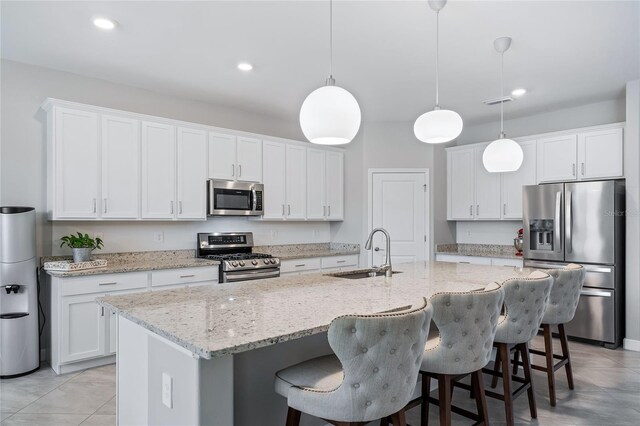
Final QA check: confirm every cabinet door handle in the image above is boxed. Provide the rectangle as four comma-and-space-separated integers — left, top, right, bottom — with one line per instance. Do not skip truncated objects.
337, 260, 346, 263
288, 205, 291, 215
170, 201, 174, 214
470, 205, 473, 216
572, 163, 576, 176
232, 164, 235, 177
295, 264, 306, 267
101, 307, 104, 316
180, 274, 195, 278
92, 199, 97, 213
103, 198, 107, 214
476, 205, 479, 216
581, 162, 585, 176
239, 164, 242, 177
323, 205, 326, 217
282, 204, 285, 216
99, 282, 117, 286
179, 201, 183, 214
328, 205, 331, 217
503, 203, 507, 215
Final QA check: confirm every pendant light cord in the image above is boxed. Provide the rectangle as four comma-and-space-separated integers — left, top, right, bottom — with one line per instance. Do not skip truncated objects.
329, 0, 333, 79
435, 10, 440, 108
500, 51, 504, 136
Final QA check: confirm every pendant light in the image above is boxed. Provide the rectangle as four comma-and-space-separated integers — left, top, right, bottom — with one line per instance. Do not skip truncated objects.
414, 0, 463, 144
299, 0, 361, 145
482, 37, 524, 173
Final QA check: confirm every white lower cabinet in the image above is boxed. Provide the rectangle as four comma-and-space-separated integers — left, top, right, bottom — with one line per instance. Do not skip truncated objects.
50, 266, 218, 374
435, 253, 523, 268
280, 255, 359, 276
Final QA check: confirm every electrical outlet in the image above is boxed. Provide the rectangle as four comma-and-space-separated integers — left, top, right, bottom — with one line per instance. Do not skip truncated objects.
154, 232, 164, 243
162, 373, 173, 408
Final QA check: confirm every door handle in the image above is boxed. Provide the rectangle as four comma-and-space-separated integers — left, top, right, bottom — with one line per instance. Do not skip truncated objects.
337, 260, 346, 263
503, 203, 506, 215
179, 274, 195, 278
179, 201, 183, 214
581, 290, 612, 297
572, 163, 576, 177
470, 205, 473, 216
323, 205, 326, 217
101, 307, 104, 317
554, 191, 562, 254
282, 204, 285, 216
103, 198, 107, 214
232, 164, 235, 177
239, 164, 242, 177
99, 282, 117, 286
92, 199, 97, 213
328, 205, 331, 217
565, 190, 572, 254
476, 205, 479, 216
581, 162, 585, 176
170, 201, 174, 214
288, 205, 291, 215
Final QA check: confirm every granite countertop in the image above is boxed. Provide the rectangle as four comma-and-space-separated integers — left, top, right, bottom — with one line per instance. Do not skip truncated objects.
98, 261, 530, 359
255, 242, 360, 260
435, 243, 521, 259
42, 250, 219, 278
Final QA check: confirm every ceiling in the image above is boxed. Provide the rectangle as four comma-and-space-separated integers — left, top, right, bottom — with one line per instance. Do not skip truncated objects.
2, 1, 639, 125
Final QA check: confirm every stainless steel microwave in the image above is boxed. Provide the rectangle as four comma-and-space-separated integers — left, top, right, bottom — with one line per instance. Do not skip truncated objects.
207, 180, 264, 216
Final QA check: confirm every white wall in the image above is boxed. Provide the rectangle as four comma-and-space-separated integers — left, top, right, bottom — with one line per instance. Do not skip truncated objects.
624, 80, 640, 350
455, 221, 521, 245
0, 59, 335, 257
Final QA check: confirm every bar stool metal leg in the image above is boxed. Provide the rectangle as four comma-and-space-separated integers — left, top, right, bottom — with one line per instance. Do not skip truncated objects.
558, 324, 574, 390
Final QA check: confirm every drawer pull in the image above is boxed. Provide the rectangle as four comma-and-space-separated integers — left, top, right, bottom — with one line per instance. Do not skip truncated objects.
337, 260, 346, 263
459, 261, 471, 264
295, 264, 306, 267
99, 282, 117, 286
180, 274, 195, 278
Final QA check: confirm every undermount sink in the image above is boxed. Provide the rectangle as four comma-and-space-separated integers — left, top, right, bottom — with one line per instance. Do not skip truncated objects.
324, 268, 403, 280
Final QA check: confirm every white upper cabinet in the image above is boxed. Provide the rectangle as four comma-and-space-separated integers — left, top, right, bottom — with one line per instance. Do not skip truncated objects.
52, 107, 100, 219
285, 144, 307, 219
101, 115, 140, 219
537, 134, 578, 182
325, 151, 344, 220
209, 133, 262, 182
306, 148, 326, 220
209, 133, 236, 181
176, 127, 207, 220
474, 145, 502, 220
141, 121, 176, 219
262, 140, 287, 219
236, 137, 262, 182
501, 140, 537, 219
578, 127, 624, 180
447, 148, 475, 220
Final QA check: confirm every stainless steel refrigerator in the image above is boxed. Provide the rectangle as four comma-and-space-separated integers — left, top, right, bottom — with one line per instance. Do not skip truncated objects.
523, 180, 624, 348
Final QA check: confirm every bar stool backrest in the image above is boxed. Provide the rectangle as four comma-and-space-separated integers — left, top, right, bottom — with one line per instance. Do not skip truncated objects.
423, 283, 505, 375
543, 264, 586, 325
494, 271, 554, 344
288, 299, 433, 422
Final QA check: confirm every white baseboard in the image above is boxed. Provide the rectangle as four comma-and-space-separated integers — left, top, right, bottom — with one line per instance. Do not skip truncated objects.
623, 338, 640, 352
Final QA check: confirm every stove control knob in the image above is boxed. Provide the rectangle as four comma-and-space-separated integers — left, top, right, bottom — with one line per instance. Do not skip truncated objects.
238, 260, 245, 267
252, 260, 258, 266
231, 261, 238, 267
263, 259, 270, 264
269, 258, 277, 264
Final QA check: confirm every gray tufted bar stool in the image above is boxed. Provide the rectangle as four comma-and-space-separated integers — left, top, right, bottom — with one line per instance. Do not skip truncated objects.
525, 263, 586, 407
274, 299, 433, 426
481, 271, 554, 426
415, 283, 505, 426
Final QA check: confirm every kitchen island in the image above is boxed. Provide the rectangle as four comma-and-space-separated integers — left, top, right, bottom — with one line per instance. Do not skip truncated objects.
98, 261, 531, 426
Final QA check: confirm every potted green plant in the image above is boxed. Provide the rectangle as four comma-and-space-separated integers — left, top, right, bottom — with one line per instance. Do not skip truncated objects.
60, 232, 104, 263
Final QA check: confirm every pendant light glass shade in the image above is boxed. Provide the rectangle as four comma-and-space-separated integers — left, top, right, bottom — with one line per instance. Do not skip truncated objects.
300, 0, 361, 145
415, 0, 463, 144
414, 108, 463, 144
482, 137, 524, 172
482, 36, 523, 173
300, 85, 361, 145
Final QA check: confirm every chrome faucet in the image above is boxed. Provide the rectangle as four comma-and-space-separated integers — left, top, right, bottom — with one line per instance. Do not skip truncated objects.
364, 228, 392, 277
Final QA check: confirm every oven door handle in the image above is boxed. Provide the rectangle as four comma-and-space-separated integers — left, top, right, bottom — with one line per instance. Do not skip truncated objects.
251, 187, 257, 212
225, 269, 280, 282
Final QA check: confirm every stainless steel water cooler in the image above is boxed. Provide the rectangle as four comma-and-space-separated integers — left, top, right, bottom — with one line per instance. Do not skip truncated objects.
0, 207, 40, 378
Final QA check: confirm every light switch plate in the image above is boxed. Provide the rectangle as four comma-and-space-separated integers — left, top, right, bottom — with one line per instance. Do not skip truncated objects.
162, 373, 172, 408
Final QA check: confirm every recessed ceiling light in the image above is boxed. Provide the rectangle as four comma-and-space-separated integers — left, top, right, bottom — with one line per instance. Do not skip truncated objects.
237, 62, 253, 72
511, 88, 527, 97
93, 18, 116, 30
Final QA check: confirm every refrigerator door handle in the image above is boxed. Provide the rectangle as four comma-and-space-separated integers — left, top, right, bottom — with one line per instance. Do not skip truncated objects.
581, 290, 612, 297
554, 191, 562, 254
566, 190, 572, 254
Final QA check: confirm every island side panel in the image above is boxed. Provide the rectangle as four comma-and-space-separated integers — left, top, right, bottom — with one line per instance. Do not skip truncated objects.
117, 316, 234, 425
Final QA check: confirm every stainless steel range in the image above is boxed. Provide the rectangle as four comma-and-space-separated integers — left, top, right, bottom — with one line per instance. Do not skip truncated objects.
197, 232, 280, 283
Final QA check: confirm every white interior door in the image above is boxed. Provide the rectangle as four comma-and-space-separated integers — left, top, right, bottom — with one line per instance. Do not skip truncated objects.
370, 171, 428, 267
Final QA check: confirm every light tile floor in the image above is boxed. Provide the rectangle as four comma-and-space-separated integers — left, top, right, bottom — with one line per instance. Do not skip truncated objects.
0, 335, 639, 425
